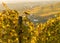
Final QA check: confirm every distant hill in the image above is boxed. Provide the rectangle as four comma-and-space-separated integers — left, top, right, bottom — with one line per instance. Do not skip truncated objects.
0, 2, 60, 23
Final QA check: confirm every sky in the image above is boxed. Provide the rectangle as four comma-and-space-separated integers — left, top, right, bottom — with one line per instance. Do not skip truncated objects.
0, 0, 60, 3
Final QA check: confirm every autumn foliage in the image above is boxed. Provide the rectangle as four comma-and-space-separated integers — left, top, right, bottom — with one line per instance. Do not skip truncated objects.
0, 3, 60, 43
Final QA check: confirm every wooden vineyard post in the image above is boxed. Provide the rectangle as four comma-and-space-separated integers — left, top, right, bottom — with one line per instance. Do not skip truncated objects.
18, 16, 23, 43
